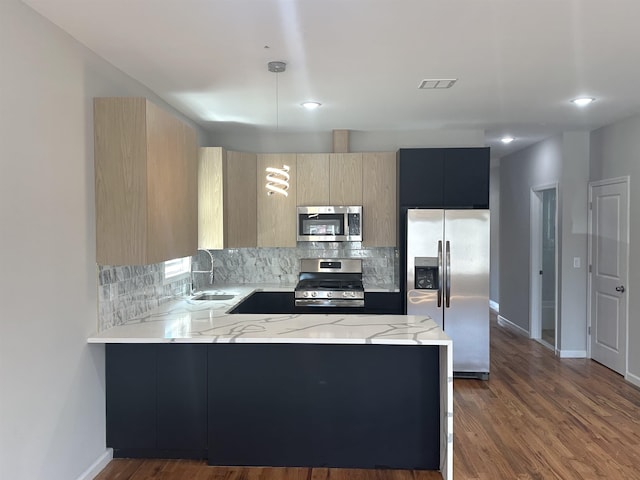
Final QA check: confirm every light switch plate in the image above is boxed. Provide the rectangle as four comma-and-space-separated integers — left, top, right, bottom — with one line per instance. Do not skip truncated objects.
573, 257, 581, 268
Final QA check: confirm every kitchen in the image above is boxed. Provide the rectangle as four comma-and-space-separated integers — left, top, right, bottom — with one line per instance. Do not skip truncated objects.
4, 1, 640, 480
91, 95, 486, 476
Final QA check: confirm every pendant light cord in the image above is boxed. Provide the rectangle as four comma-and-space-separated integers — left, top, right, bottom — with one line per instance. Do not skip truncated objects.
267, 60, 286, 133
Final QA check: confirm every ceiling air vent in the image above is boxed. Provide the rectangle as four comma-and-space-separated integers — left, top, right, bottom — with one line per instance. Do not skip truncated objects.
418, 78, 457, 89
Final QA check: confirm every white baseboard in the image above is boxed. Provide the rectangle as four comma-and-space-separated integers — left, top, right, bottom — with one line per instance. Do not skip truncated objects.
75, 448, 112, 480
558, 350, 587, 358
489, 300, 499, 312
626, 371, 640, 389
497, 315, 529, 337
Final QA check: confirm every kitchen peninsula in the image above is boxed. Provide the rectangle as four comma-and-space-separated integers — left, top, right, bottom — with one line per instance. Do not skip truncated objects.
89, 286, 453, 480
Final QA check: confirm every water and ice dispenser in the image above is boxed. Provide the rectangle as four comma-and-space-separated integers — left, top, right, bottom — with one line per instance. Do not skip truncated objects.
414, 257, 439, 290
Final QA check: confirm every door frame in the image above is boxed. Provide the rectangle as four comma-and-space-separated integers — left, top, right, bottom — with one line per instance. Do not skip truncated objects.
530, 183, 559, 350
587, 176, 630, 367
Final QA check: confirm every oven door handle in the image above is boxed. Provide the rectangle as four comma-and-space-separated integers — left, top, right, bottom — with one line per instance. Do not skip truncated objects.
295, 298, 365, 308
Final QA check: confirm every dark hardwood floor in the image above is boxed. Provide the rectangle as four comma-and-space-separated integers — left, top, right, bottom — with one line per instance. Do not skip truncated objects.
95, 313, 640, 480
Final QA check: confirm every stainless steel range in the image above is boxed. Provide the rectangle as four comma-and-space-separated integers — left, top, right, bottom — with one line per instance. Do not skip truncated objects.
294, 258, 364, 307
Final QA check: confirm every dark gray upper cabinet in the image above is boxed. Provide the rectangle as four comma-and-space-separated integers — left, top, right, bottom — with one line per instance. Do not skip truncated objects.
397, 147, 490, 208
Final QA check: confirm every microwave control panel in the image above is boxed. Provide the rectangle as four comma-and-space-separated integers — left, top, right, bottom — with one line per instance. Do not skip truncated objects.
347, 213, 361, 236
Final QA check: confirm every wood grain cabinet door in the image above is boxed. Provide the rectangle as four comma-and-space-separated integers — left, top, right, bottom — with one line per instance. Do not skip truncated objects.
198, 147, 225, 250
94, 97, 197, 265
362, 152, 396, 247
296, 153, 330, 205
198, 148, 257, 249
257, 153, 297, 247
330, 153, 363, 205
224, 151, 257, 247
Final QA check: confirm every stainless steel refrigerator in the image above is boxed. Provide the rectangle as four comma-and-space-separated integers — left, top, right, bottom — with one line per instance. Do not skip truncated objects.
406, 209, 490, 379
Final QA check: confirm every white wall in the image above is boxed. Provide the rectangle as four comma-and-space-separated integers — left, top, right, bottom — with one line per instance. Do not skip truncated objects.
590, 114, 640, 384
558, 132, 589, 354
499, 136, 563, 331
498, 132, 590, 355
208, 128, 485, 152
490, 162, 500, 306
0, 1, 205, 478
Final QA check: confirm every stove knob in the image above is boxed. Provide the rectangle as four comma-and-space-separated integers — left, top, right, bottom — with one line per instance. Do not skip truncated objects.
343, 291, 349, 298
311, 291, 317, 297
303, 291, 309, 297
327, 291, 332, 298
350, 291, 356, 297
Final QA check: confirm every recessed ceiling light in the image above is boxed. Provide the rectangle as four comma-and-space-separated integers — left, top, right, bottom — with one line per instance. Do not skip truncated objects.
501, 136, 515, 144
301, 101, 321, 110
571, 97, 595, 107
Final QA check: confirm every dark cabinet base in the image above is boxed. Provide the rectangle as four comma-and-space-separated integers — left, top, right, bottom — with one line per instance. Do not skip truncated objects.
208, 343, 440, 469
106, 344, 207, 459
228, 291, 403, 315
111, 448, 207, 460
105, 315, 441, 470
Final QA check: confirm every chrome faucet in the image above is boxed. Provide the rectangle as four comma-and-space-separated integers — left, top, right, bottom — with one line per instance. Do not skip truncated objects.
191, 249, 215, 293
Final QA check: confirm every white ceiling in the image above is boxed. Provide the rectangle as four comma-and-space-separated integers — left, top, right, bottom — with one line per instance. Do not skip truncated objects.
20, 0, 640, 156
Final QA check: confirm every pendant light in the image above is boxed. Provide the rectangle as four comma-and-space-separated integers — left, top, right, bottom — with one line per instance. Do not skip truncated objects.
265, 61, 290, 197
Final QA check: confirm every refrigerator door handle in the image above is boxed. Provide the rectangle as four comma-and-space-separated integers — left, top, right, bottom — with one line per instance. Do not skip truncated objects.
437, 240, 443, 307
445, 240, 451, 308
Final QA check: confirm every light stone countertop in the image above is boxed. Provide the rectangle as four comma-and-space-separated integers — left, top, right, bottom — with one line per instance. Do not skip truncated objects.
88, 283, 449, 346
89, 282, 453, 480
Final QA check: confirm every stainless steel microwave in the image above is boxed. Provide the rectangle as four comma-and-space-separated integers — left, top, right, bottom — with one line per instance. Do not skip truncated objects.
297, 206, 362, 242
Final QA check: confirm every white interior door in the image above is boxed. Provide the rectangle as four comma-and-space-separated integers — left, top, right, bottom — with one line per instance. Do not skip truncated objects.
540, 189, 557, 348
589, 178, 629, 375
530, 184, 558, 349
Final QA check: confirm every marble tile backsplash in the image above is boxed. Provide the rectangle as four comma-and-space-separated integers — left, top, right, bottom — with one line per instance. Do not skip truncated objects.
98, 244, 398, 332
192, 244, 398, 291
97, 262, 189, 331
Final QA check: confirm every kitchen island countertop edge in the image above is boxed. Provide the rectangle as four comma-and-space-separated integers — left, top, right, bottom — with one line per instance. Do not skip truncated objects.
88, 284, 450, 346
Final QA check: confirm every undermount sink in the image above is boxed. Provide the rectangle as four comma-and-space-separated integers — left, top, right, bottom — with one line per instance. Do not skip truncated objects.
191, 293, 235, 301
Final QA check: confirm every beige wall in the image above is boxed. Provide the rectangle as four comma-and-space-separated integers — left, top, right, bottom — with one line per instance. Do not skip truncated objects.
0, 1, 204, 479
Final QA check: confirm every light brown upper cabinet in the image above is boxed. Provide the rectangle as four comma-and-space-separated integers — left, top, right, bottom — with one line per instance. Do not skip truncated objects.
296, 153, 330, 205
198, 148, 257, 249
94, 97, 197, 265
257, 153, 297, 247
362, 152, 396, 247
330, 153, 362, 205
296, 153, 362, 206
